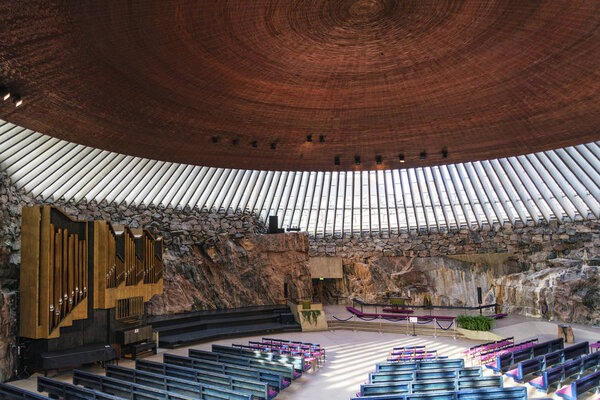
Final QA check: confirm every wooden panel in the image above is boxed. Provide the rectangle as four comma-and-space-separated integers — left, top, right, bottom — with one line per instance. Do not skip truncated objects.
20, 207, 41, 339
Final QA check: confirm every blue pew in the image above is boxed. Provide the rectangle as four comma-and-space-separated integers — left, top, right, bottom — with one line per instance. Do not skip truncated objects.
164, 353, 286, 391
376, 359, 464, 373
105, 364, 254, 400
529, 350, 600, 392
370, 367, 482, 384
485, 338, 563, 373
0, 382, 50, 400
136, 359, 275, 400
188, 348, 299, 382
359, 376, 502, 397
211, 344, 307, 372
37, 377, 124, 400
351, 386, 535, 400
506, 341, 589, 382
74, 369, 250, 400
556, 370, 600, 400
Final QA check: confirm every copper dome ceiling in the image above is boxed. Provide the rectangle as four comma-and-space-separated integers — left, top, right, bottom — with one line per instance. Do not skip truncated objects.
1, 0, 600, 171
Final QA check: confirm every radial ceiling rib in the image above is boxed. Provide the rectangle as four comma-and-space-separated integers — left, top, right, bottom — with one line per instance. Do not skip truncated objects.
0, 120, 598, 236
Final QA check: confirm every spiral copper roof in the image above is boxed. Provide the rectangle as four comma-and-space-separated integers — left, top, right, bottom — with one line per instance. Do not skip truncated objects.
1, 1, 600, 171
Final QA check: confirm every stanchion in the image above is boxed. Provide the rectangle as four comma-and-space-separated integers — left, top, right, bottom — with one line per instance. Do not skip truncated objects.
434, 318, 437, 338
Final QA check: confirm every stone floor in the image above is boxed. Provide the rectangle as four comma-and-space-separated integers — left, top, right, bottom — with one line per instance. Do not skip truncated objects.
7, 308, 600, 400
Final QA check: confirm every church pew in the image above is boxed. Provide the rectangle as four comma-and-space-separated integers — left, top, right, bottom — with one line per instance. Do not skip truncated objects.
529, 351, 600, 393
0, 382, 50, 400
246, 341, 322, 364
475, 338, 537, 365
370, 367, 482, 384
556, 370, 600, 400
37, 376, 128, 400
351, 386, 534, 400
485, 338, 563, 373
506, 341, 589, 383
74, 369, 251, 400
209, 344, 307, 372
261, 338, 326, 361
105, 364, 256, 400
164, 353, 286, 391
359, 376, 502, 397
188, 348, 299, 381
135, 359, 275, 400
376, 359, 464, 373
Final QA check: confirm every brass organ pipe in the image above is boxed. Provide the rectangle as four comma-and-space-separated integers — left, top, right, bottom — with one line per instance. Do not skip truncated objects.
74, 234, 79, 305
62, 229, 68, 318
68, 234, 74, 312
49, 224, 55, 331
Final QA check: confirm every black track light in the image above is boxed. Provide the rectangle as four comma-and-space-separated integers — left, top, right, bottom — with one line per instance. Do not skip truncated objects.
319, 135, 325, 143
420, 151, 427, 160
270, 142, 277, 150
306, 135, 312, 142
441, 148, 448, 159
232, 139, 239, 146
211, 136, 219, 143
251, 141, 257, 147
376, 155, 382, 165
398, 153, 405, 163
0, 87, 10, 102
334, 156, 340, 165
354, 155, 361, 165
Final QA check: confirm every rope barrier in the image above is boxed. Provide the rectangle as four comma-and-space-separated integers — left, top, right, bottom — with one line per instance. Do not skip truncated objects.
436, 320, 454, 330
417, 319, 433, 325
356, 315, 379, 321
331, 315, 354, 322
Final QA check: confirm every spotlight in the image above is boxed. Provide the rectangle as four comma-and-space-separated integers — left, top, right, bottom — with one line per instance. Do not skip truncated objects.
12, 95, 22, 107
319, 135, 325, 143
251, 141, 257, 147
420, 151, 427, 160
232, 139, 239, 146
0, 87, 10, 101
354, 155, 361, 165
334, 156, 340, 165
376, 155, 382, 165
306, 135, 312, 142
441, 148, 448, 159
211, 136, 219, 143
398, 153, 405, 163
270, 142, 276, 150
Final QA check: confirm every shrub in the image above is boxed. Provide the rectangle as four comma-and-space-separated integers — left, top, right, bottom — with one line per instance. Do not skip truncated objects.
455, 314, 495, 331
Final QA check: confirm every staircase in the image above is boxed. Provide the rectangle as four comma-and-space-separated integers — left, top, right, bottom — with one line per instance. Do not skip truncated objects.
150, 305, 301, 348
328, 319, 465, 339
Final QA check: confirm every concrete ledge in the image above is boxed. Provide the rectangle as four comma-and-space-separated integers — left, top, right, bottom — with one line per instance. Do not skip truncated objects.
457, 327, 503, 341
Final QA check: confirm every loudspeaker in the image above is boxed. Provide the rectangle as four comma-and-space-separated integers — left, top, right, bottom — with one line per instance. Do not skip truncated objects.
268, 215, 279, 234
477, 287, 483, 305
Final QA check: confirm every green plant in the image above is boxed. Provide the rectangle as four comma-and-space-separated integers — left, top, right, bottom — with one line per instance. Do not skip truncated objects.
301, 310, 321, 325
455, 314, 495, 331
302, 300, 311, 310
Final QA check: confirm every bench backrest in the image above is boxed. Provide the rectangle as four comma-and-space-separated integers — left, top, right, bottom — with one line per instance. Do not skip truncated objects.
135, 359, 269, 400
164, 353, 282, 390
573, 370, 600, 397
104, 365, 251, 400
350, 386, 527, 400
377, 359, 464, 372
362, 376, 502, 396
37, 377, 122, 400
72, 370, 197, 400
211, 344, 305, 371
0, 382, 50, 400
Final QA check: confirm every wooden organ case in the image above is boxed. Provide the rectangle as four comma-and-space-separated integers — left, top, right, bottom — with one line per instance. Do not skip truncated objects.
19, 206, 163, 371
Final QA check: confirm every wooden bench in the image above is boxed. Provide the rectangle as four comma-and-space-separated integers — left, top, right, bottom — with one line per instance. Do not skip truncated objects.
376, 359, 464, 373
0, 382, 50, 400
359, 376, 502, 397
164, 353, 286, 391
370, 367, 482, 384
475, 338, 537, 365
105, 365, 254, 400
529, 351, 600, 393
136, 359, 275, 400
212, 343, 307, 372
556, 370, 600, 400
37, 377, 124, 400
506, 341, 589, 383
189, 348, 299, 382
73, 369, 251, 400
485, 338, 564, 373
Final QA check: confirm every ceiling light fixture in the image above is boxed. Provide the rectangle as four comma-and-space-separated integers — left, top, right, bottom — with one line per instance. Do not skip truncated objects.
334, 156, 340, 165
354, 155, 361, 165
441, 148, 448, 159
398, 153, 405, 163
251, 141, 257, 147
270, 142, 277, 150
319, 135, 325, 143
306, 135, 312, 142
211, 136, 219, 143
12, 95, 22, 107
376, 155, 382, 165
420, 151, 427, 160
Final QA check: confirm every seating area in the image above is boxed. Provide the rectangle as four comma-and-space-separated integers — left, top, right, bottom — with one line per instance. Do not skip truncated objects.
484, 338, 563, 373
1, 337, 325, 400
529, 349, 600, 393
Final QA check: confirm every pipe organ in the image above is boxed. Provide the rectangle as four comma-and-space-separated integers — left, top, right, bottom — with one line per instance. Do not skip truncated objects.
20, 206, 163, 340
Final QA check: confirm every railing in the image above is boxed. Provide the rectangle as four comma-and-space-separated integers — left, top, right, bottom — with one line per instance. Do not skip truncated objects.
352, 297, 498, 314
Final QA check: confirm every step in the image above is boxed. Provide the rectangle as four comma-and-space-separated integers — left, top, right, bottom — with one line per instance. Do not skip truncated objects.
150, 305, 290, 328
154, 313, 282, 335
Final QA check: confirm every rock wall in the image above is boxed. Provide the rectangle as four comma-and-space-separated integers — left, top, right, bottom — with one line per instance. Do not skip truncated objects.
0, 172, 312, 381
311, 222, 600, 325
